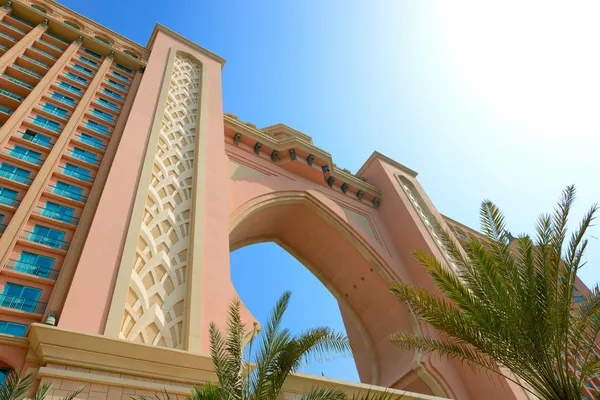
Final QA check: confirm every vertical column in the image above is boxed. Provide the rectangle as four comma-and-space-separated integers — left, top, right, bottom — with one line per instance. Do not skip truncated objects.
0, 52, 114, 265
0, 36, 83, 144
50, 68, 143, 324
0, 18, 46, 71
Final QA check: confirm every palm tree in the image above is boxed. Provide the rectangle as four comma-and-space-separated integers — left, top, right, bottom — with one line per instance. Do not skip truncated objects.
0, 370, 82, 400
187, 291, 400, 400
389, 185, 599, 400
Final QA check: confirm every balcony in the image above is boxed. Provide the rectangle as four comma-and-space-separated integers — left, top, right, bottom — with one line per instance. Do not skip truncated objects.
34, 205, 79, 225
45, 32, 69, 45
57, 82, 82, 97
40, 105, 69, 119
0, 88, 23, 102
74, 134, 106, 151
106, 80, 127, 93
2, 147, 43, 166
68, 149, 100, 166
2, 74, 33, 90
0, 170, 33, 185
47, 183, 87, 203
101, 89, 124, 102
84, 121, 111, 136
30, 117, 61, 133
19, 54, 49, 72
64, 72, 88, 87
115, 64, 134, 75
78, 56, 98, 69
20, 230, 70, 251
11, 63, 42, 79
91, 109, 114, 123
96, 98, 120, 112
4, 259, 59, 280
0, 20, 26, 35
0, 294, 47, 314
31, 46, 58, 61
0, 105, 14, 116
57, 165, 94, 184
15, 130, 53, 149
5, 14, 34, 29
0, 194, 21, 208
0, 31, 16, 43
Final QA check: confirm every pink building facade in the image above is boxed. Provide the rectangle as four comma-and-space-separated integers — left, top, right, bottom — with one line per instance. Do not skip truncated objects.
0, 1, 593, 399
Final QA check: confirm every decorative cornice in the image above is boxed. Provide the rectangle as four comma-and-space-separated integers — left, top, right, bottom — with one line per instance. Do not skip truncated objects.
0, 333, 28, 348
224, 115, 383, 205
147, 24, 226, 67
358, 151, 418, 178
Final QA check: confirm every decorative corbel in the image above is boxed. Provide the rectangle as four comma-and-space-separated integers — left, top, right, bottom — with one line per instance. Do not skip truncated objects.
327, 176, 335, 187
306, 154, 315, 166
289, 149, 296, 160
254, 142, 262, 155
341, 183, 349, 193
270, 150, 279, 162
233, 132, 241, 145
356, 190, 365, 200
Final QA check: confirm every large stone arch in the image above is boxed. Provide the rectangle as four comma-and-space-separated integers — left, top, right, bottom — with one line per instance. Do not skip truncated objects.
227, 185, 447, 396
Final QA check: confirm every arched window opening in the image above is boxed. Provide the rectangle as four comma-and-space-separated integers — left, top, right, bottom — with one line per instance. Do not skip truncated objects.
123, 50, 139, 59
30, 4, 46, 13
94, 35, 111, 45
231, 242, 360, 381
0, 366, 10, 386
63, 20, 81, 30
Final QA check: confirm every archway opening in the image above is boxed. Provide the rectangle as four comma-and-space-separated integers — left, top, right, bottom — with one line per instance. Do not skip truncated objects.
231, 241, 360, 381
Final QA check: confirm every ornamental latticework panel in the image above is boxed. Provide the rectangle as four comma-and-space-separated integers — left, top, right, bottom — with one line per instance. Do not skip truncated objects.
120, 55, 201, 348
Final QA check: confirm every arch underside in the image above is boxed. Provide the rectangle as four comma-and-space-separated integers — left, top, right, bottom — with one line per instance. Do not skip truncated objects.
229, 191, 439, 394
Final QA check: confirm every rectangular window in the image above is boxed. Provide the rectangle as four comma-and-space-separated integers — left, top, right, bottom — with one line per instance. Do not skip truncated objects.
23, 129, 52, 147
15, 251, 54, 278
115, 64, 133, 74
31, 224, 66, 249
10, 145, 41, 164
97, 97, 119, 111
42, 103, 68, 117
91, 108, 113, 122
102, 88, 122, 100
65, 72, 87, 84
112, 71, 129, 82
78, 133, 103, 149
83, 48, 102, 59
63, 163, 90, 181
0, 282, 42, 312
78, 56, 97, 67
54, 181, 84, 201
59, 82, 81, 94
0, 320, 27, 336
72, 147, 97, 164
72, 64, 92, 76
33, 115, 60, 132
107, 79, 126, 91
0, 163, 30, 184
85, 120, 109, 134
42, 201, 75, 223
51, 92, 76, 106
0, 187, 18, 206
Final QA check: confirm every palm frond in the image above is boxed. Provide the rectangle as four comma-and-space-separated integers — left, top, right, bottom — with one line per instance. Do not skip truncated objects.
0, 371, 33, 400
299, 387, 347, 400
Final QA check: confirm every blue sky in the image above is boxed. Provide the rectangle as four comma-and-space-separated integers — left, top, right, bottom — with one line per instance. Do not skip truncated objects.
61, 0, 600, 382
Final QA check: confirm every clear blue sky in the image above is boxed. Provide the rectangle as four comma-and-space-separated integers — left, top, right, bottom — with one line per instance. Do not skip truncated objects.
61, 0, 600, 382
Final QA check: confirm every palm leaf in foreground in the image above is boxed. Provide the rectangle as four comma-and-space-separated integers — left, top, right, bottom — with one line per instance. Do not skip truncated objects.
0, 370, 83, 400
390, 185, 599, 400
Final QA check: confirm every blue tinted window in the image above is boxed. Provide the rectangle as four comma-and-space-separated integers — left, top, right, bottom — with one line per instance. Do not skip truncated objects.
0, 320, 27, 336
16, 251, 54, 278
54, 181, 83, 201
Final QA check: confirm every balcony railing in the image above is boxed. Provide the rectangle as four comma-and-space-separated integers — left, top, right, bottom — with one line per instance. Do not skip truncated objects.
106, 80, 127, 92
78, 56, 97, 67
0, 31, 16, 42
4, 259, 59, 280
45, 32, 69, 44
0, 88, 23, 101
21, 54, 49, 69
12, 63, 42, 79
40, 105, 68, 119
2, 147, 43, 166
75, 134, 106, 151
50, 95, 76, 108
30, 117, 61, 133
34, 205, 79, 225
91, 110, 114, 122
102, 90, 123, 101
38, 39, 63, 52
8, 15, 34, 28
58, 84, 81, 96
115, 64, 133, 74
0, 105, 14, 115
20, 230, 70, 250
69, 149, 100, 166
0, 170, 32, 185
0, 20, 25, 34
57, 165, 94, 183
15, 131, 53, 148
0, 294, 47, 314
97, 99, 119, 111
65, 73, 87, 85
47, 183, 87, 202
2, 74, 33, 89
0, 194, 21, 207
85, 122, 110, 136
31, 47, 57, 60
0, 43, 7, 51
72, 65, 92, 76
